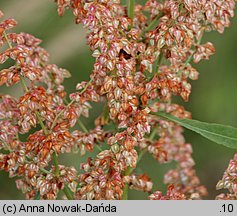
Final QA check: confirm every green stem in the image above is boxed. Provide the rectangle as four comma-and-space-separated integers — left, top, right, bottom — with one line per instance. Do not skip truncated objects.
143, 12, 164, 34
77, 119, 103, 152
122, 125, 158, 199
35, 101, 60, 179
148, 126, 158, 141
0, 139, 12, 152
4, 29, 63, 199
122, 184, 129, 200
52, 152, 60, 177
127, 0, 135, 20
177, 35, 203, 75
80, 79, 92, 94
77, 119, 89, 133
51, 80, 95, 139
155, 52, 163, 74
20, 76, 29, 92
95, 144, 103, 152
35, 114, 60, 186
40, 168, 51, 174
35, 111, 49, 135
3, 31, 12, 49
20, 70, 60, 179
128, 148, 147, 175
0, 118, 10, 121
50, 80, 92, 131
122, 148, 147, 200
50, 99, 75, 130
34, 191, 41, 200
63, 185, 74, 200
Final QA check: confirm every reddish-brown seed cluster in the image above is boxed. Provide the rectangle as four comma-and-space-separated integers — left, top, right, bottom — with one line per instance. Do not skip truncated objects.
16, 165, 78, 199
54, 0, 236, 200
0, 0, 236, 199
124, 174, 153, 193
76, 150, 124, 200
149, 184, 186, 200
216, 154, 237, 200
144, 102, 208, 199
68, 126, 108, 155
0, 10, 82, 199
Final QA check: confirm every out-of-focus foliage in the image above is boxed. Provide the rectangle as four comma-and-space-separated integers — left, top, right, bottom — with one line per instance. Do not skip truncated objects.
0, 0, 236, 199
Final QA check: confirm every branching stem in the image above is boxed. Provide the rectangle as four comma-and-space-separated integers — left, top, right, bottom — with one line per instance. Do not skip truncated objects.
3, 30, 62, 198
122, 125, 158, 200
63, 185, 74, 200
127, 0, 135, 20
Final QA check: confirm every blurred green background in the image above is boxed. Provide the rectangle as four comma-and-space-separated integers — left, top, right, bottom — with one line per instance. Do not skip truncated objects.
0, 0, 237, 199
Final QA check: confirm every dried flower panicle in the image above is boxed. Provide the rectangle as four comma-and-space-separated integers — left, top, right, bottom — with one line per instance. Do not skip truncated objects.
16, 165, 78, 199
123, 174, 153, 193
149, 184, 186, 200
75, 150, 124, 200
216, 154, 237, 200
68, 126, 108, 155
0, 9, 84, 199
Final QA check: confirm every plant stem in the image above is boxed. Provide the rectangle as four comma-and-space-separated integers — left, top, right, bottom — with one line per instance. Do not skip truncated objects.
127, 148, 147, 176
148, 126, 158, 141
3, 31, 12, 49
127, 0, 135, 20
3, 29, 64, 199
122, 125, 158, 199
77, 119, 103, 152
63, 98, 103, 152
122, 184, 129, 200
40, 168, 51, 174
177, 35, 203, 75
142, 12, 164, 35
122, 148, 147, 200
96, 145, 103, 152
50, 99, 75, 130
77, 119, 89, 133
35, 111, 60, 188
80, 79, 92, 94
63, 185, 74, 200
34, 191, 41, 200
19, 62, 59, 181
20, 76, 29, 92
35, 111, 49, 135
155, 52, 163, 74
50, 79, 92, 131
4, 31, 50, 137
52, 152, 60, 177
0, 139, 13, 152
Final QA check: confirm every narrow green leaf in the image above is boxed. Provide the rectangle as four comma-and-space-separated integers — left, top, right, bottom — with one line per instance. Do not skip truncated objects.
153, 112, 237, 149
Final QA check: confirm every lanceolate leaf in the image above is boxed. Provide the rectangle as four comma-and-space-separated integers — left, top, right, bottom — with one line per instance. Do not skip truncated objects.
154, 112, 237, 149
